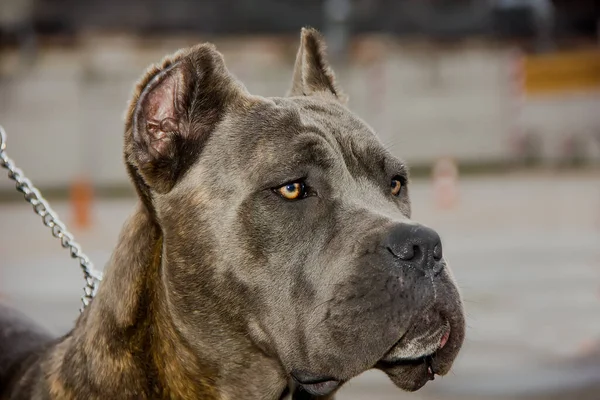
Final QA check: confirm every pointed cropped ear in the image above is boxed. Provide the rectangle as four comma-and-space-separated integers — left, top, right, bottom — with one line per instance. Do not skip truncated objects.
124, 44, 246, 196
288, 27, 347, 103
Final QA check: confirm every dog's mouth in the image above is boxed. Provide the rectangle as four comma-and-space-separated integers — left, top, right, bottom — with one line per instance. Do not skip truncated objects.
379, 328, 450, 379
376, 326, 458, 392
290, 329, 451, 396
382, 326, 450, 365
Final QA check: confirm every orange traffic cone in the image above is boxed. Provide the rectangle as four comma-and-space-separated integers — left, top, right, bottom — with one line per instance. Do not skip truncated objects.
70, 177, 93, 230
432, 157, 459, 210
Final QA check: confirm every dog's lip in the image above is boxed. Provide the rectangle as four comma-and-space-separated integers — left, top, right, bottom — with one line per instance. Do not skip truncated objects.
382, 326, 451, 364
376, 354, 435, 392
291, 372, 342, 396
377, 326, 454, 390
289, 329, 450, 395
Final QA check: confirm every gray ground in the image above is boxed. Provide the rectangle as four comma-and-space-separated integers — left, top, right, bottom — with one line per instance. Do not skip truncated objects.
1, 171, 600, 399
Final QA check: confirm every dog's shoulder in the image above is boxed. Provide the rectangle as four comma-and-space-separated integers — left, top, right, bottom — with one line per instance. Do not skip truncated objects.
0, 303, 55, 395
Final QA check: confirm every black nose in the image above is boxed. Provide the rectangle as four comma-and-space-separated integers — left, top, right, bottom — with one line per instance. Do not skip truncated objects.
384, 224, 443, 273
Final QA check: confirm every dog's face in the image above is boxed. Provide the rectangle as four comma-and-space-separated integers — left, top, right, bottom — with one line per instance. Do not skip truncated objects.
125, 29, 464, 395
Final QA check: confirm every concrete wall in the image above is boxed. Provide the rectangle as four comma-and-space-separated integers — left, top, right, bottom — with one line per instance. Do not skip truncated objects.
520, 94, 600, 160
0, 35, 597, 190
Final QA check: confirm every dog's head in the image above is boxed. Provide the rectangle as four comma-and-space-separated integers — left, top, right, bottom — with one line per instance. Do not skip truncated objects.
124, 28, 465, 395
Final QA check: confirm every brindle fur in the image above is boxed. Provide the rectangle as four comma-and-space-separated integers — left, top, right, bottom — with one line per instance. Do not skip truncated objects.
0, 28, 465, 399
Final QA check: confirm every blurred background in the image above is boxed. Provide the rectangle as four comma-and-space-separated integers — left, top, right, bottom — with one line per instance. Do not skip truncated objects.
1, 0, 599, 399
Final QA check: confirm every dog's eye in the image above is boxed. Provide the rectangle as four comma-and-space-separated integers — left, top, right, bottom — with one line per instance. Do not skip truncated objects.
391, 177, 403, 196
276, 181, 307, 200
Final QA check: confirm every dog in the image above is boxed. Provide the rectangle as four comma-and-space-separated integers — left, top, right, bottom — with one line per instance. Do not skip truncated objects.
0, 28, 465, 399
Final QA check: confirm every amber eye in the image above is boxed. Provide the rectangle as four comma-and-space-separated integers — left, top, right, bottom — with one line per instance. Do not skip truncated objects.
391, 178, 403, 196
276, 181, 307, 200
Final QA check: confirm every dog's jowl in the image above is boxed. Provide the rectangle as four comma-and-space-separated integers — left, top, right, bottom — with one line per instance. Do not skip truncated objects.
0, 28, 465, 399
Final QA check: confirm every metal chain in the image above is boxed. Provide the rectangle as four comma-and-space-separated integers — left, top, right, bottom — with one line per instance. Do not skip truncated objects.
0, 125, 102, 312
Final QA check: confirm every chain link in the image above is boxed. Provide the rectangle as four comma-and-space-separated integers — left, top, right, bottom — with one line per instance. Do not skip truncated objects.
0, 126, 102, 312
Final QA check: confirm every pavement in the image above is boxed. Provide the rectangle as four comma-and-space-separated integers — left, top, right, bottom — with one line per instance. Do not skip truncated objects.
1, 171, 600, 399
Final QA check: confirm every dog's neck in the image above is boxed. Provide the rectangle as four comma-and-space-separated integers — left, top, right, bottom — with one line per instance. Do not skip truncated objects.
45, 203, 287, 399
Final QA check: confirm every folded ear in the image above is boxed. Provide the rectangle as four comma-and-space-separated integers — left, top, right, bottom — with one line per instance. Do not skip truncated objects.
125, 44, 246, 195
288, 27, 347, 103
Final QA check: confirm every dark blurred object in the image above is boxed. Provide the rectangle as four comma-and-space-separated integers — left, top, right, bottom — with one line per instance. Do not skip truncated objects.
323, 0, 352, 60
491, 0, 555, 52
0, 0, 37, 61
31, 0, 324, 35
553, 0, 600, 38
20, 0, 599, 41
0, 0, 34, 39
352, 0, 491, 37
492, 2, 537, 38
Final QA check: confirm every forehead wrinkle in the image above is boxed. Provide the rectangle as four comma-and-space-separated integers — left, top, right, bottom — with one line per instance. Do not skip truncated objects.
293, 132, 338, 168
293, 111, 365, 181
248, 102, 346, 179
296, 101, 394, 182
243, 131, 337, 185
341, 132, 411, 184
265, 96, 408, 195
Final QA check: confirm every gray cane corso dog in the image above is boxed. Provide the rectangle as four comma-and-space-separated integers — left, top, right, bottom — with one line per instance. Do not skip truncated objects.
0, 28, 465, 399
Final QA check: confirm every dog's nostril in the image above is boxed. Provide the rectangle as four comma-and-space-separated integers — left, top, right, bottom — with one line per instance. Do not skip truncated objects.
388, 245, 413, 260
386, 246, 396, 258
433, 242, 443, 261
394, 244, 424, 262
400, 244, 416, 261
410, 245, 422, 261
